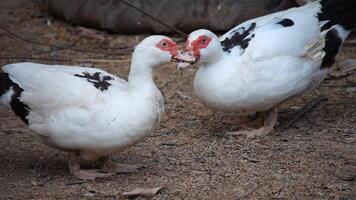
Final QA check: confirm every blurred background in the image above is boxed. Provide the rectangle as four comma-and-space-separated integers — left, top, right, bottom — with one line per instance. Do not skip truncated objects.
44, 0, 299, 34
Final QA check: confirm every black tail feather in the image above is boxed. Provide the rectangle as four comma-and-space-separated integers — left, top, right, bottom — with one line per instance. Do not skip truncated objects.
317, 0, 355, 69
0, 72, 30, 124
319, 0, 356, 31
321, 29, 343, 69
0, 73, 12, 98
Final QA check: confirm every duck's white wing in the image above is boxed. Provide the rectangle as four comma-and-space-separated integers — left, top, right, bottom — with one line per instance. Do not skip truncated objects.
1, 62, 128, 125
220, 3, 325, 60
214, 1, 355, 109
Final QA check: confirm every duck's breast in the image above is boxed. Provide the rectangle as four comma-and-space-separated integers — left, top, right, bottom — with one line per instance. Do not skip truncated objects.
194, 56, 326, 112
30, 86, 163, 154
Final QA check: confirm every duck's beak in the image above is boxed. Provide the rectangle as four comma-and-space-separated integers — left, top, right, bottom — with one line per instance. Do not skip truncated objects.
171, 51, 197, 69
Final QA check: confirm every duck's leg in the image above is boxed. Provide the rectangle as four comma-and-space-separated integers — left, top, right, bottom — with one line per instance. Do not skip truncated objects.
226, 106, 279, 138
99, 157, 143, 174
245, 112, 265, 127
68, 159, 115, 180
230, 113, 264, 131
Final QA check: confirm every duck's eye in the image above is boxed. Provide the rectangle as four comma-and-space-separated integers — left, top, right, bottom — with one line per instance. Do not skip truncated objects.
201, 37, 207, 44
161, 42, 167, 47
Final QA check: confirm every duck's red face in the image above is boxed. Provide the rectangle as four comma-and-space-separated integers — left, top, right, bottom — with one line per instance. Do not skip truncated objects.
185, 35, 212, 60
155, 38, 196, 63
155, 39, 179, 57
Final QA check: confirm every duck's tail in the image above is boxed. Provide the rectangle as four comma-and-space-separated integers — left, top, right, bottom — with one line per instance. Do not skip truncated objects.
319, 0, 356, 31
0, 72, 29, 124
315, 0, 355, 68
0, 73, 12, 107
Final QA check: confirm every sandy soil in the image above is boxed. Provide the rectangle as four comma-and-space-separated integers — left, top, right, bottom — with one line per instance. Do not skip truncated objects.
0, 0, 355, 199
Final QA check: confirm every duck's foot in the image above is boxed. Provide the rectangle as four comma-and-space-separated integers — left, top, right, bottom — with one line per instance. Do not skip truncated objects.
226, 106, 279, 139
100, 158, 143, 174
73, 169, 115, 180
226, 127, 273, 139
68, 160, 115, 180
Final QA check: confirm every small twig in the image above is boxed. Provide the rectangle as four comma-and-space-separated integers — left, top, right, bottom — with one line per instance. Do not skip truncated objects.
118, 0, 187, 37
314, 136, 355, 145
278, 96, 328, 131
287, 138, 312, 142
0, 194, 22, 199
65, 181, 84, 186
0, 129, 27, 135
288, 136, 354, 145
0, 56, 128, 63
241, 154, 260, 163
160, 141, 179, 146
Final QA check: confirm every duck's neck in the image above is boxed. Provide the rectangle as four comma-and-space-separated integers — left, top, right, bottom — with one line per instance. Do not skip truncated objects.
128, 51, 155, 88
201, 44, 225, 68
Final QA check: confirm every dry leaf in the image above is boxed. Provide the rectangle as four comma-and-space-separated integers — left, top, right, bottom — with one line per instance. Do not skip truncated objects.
122, 186, 162, 197
177, 91, 190, 99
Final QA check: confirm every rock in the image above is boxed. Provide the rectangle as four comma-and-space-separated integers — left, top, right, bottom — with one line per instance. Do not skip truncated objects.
45, 0, 297, 34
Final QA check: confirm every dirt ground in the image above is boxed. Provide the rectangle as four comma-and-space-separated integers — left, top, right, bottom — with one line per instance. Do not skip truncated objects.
0, 0, 355, 199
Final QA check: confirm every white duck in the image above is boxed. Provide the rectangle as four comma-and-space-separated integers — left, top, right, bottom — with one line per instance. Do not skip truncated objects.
0, 35, 194, 180
181, 0, 355, 137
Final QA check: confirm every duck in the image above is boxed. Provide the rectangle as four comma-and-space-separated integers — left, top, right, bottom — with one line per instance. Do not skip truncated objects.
180, 0, 355, 138
0, 35, 195, 180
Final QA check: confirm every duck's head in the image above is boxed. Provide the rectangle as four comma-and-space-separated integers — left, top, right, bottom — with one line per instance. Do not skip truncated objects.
183, 29, 222, 65
133, 35, 196, 67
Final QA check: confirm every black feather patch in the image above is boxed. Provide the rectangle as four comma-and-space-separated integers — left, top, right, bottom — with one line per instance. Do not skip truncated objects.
0, 73, 11, 96
0, 73, 30, 124
277, 18, 294, 27
221, 22, 256, 53
320, 29, 342, 69
318, 0, 356, 30
74, 72, 114, 91
11, 84, 30, 124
